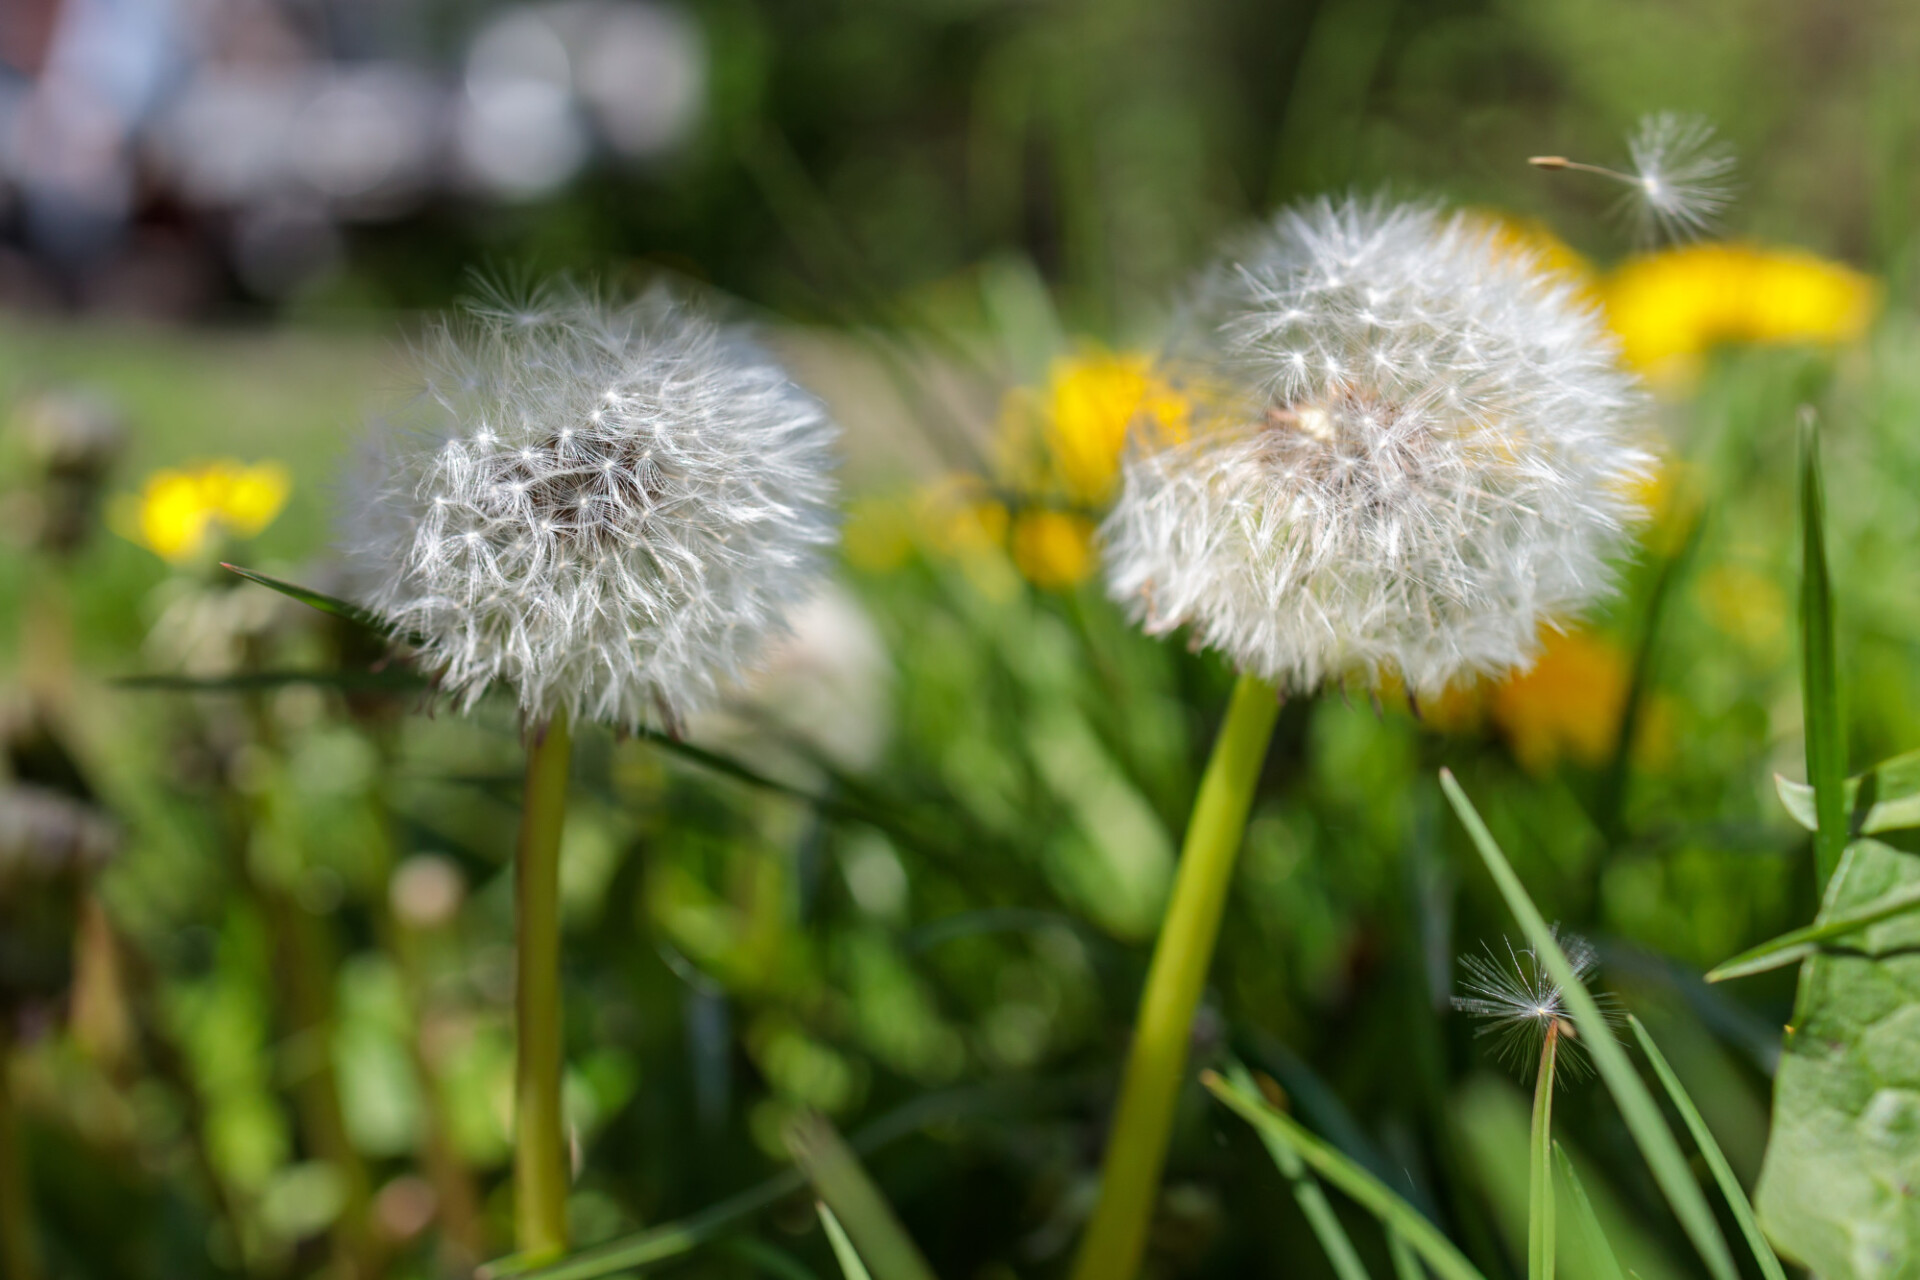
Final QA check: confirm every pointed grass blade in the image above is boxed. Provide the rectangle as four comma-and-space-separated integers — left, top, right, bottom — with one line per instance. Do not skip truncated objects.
785, 1112, 936, 1280
1202, 1070, 1488, 1280
1552, 1145, 1624, 1280
1628, 1017, 1786, 1280
1797, 412, 1846, 888
1706, 879, 1920, 982
220, 563, 430, 648
818, 1205, 875, 1280
1225, 1063, 1372, 1280
1439, 770, 1738, 1280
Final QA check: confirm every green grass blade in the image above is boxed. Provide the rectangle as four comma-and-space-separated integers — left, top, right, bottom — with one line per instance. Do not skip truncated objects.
221, 562, 430, 648
1706, 880, 1920, 981
115, 668, 428, 692
818, 1205, 875, 1280
1439, 770, 1738, 1280
1798, 413, 1847, 889
1553, 1145, 1625, 1280
1530, 1034, 1557, 1280
1628, 1018, 1786, 1280
786, 1112, 937, 1280
1202, 1070, 1489, 1280
1225, 1063, 1373, 1280
1387, 1232, 1425, 1280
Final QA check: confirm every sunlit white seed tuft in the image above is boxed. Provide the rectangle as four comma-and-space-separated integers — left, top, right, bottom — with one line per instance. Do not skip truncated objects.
1102, 197, 1650, 697
341, 284, 839, 731
1452, 930, 1619, 1079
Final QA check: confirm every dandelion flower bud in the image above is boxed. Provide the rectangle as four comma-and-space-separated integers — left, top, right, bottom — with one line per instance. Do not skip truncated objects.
1102, 198, 1649, 697
343, 284, 839, 730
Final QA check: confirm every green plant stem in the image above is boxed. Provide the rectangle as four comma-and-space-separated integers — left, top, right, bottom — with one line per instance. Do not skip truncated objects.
516, 711, 575, 1263
1071, 672, 1281, 1280
1529, 1024, 1558, 1280
0, 1030, 44, 1280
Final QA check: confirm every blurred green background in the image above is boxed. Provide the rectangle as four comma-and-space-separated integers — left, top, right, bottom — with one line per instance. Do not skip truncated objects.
1, 0, 1916, 1276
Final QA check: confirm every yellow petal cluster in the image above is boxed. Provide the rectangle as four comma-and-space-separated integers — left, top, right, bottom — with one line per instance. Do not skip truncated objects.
1604, 242, 1877, 385
115, 459, 291, 564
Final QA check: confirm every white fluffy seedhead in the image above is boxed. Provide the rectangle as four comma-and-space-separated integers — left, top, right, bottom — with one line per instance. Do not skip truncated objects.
1102, 198, 1649, 697
342, 283, 839, 731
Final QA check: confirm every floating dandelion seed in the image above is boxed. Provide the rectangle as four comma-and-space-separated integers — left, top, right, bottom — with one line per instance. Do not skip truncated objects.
341, 282, 839, 732
1452, 931, 1619, 1079
1101, 197, 1650, 699
1530, 112, 1736, 244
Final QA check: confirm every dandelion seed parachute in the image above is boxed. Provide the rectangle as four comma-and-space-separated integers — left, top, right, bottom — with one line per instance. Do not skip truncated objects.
1622, 112, 1737, 244
1452, 930, 1618, 1078
342, 283, 839, 731
1101, 197, 1650, 698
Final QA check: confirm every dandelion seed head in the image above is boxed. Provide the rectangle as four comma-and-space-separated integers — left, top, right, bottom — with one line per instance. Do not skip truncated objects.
341, 282, 839, 730
1102, 197, 1650, 697
1452, 929, 1618, 1079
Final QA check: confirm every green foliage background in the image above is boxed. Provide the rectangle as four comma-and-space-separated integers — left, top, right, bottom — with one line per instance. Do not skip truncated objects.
5, 0, 1920, 1277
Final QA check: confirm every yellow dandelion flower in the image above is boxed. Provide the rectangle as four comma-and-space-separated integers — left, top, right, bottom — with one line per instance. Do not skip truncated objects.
114, 459, 292, 564
1604, 243, 1878, 387
996, 351, 1190, 510
1010, 509, 1097, 589
1042, 353, 1189, 506
1488, 629, 1671, 774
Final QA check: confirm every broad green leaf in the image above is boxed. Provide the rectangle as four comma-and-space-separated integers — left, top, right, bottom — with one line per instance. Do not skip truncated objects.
1629, 1018, 1785, 1280
1774, 747, 1920, 837
1707, 880, 1920, 982
1439, 770, 1738, 1280
785, 1112, 936, 1280
1756, 837, 1920, 1274
1553, 1145, 1625, 1280
221, 562, 429, 648
1798, 414, 1846, 888
1225, 1063, 1372, 1280
1202, 1070, 1489, 1280
818, 1205, 875, 1280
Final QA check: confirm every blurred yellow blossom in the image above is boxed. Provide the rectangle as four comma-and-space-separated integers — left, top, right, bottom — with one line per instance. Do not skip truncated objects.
1604, 243, 1878, 387
1010, 510, 1097, 589
114, 459, 292, 564
1488, 629, 1671, 774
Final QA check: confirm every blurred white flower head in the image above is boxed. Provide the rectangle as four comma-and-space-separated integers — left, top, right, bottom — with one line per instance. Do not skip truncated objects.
342, 282, 839, 731
1102, 197, 1649, 698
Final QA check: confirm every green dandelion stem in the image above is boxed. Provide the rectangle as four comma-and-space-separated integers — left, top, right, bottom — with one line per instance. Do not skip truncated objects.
1530, 1022, 1558, 1280
516, 710, 575, 1263
1071, 672, 1281, 1280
